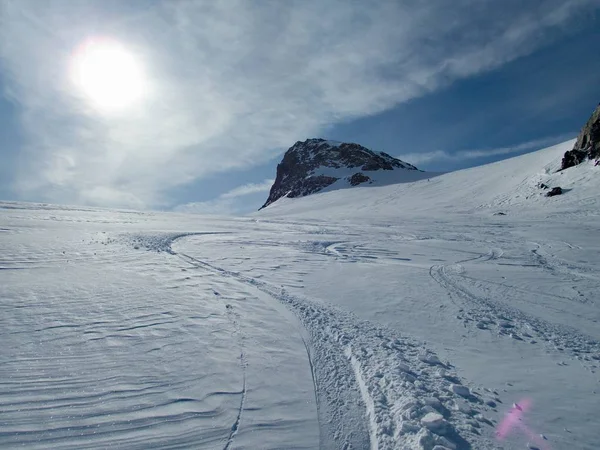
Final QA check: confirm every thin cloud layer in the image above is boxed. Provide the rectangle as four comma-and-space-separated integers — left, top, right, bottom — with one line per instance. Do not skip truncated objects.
398, 134, 576, 167
0, 0, 596, 208
220, 179, 274, 199
175, 178, 274, 214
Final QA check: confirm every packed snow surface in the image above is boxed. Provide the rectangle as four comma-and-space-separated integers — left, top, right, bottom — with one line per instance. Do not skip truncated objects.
1, 140, 599, 449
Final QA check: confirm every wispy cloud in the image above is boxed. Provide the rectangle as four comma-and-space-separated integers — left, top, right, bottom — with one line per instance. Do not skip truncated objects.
220, 179, 274, 199
175, 178, 273, 214
173, 198, 238, 216
397, 134, 576, 167
0, 0, 596, 208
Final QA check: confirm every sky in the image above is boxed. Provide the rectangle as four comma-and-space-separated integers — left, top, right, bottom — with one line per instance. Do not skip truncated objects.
0, 0, 599, 215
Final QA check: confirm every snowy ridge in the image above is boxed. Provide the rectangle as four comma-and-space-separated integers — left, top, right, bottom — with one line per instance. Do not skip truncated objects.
259, 140, 600, 219
309, 165, 436, 194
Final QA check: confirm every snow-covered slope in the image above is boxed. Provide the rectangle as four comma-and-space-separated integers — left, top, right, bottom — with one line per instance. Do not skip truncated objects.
2, 139, 599, 450
259, 140, 600, 220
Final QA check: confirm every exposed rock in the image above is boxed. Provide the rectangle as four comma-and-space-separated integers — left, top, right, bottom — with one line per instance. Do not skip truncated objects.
451, 384, 471, 398
416, 428, 458, 450
348, 172, 371, 186
561, 149, 587, 170
546, 187, 563, 197
538, 183, 549, 189
260, 138, 418, 209
561, 103, 600, 170
421, 412, 452, 436
419, 352, 443, 366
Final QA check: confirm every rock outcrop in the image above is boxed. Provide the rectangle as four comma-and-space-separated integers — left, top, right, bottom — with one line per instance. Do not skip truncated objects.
349, 172, 371, 186
546, 187, 563, 197
260, 139, 418, 209
561, 104, 600, 170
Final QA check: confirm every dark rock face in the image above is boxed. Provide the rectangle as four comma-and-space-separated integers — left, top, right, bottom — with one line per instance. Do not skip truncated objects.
349, 172, 371, 186
546, 187, 563, 197
561, 104, 600, 170
260, 139, 418, 209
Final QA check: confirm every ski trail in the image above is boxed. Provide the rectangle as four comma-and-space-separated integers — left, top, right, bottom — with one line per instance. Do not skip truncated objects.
223, 305, 247, 450
430, 250, 600, 370
126, 232, 251, 449
344, 346, 379, 450
150, 234, 496, 450
177, 252, 371, 449
298, 329, 321, 444
530, 243, 599, 281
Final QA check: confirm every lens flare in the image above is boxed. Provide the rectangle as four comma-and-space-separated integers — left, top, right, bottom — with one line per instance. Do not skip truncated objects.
496, 398, 550, 450
70, 37, 146, 112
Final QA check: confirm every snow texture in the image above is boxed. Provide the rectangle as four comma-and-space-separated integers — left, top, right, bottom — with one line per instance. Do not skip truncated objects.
1, 139, 599, 449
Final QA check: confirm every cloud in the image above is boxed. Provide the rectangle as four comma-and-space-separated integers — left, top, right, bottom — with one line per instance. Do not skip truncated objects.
174, 198, 238, 216
175, 178, 273, 214
0, 0, 596, 208
397, 134, 576, 167
220, 179, 274, 199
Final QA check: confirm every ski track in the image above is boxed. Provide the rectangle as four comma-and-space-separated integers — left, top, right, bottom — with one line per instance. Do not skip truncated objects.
0, 230, 274, 450
223, 304, 246, 450
530, 243, 600, 282
429, 249, 600, 371
132, 232, 502, 450
175, 252, 373, 450
3, 215, 598, 449
345, 346, 379, 450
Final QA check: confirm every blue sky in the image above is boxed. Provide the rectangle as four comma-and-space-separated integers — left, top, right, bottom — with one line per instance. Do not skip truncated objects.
0, 0, 599, 214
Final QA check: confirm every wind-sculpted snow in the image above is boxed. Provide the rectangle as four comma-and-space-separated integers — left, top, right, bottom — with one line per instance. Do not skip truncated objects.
170, 240, 488, 450
2, 161, 600, 450
0, 276, 245, 449
169, 215, 599, 449
101, 230, 489, 448
0, 214, 320, 449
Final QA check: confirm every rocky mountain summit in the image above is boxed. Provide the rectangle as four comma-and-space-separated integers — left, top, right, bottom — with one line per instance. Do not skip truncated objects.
561, 103, 600, 170
260, 139, 419, 209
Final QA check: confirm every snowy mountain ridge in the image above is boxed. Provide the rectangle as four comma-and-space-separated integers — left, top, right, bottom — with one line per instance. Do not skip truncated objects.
261, 105, 600, 217
260, 138, 427, 209
259, 139, 600, 220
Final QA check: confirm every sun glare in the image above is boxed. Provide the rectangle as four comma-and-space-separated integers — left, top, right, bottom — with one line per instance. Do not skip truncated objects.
71, 38, 146, 112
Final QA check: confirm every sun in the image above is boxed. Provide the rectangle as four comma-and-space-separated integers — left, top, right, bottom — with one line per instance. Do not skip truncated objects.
71, 38, 146, 112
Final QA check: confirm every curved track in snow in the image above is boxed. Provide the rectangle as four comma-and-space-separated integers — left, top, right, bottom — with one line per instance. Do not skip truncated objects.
3, 203, 598, 449
429, 249, 600, 371
1, 228, 320, 450
162, 233, 498, 450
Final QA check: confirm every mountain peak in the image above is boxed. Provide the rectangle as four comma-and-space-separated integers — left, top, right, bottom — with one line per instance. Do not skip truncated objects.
260, 139, 420, 209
